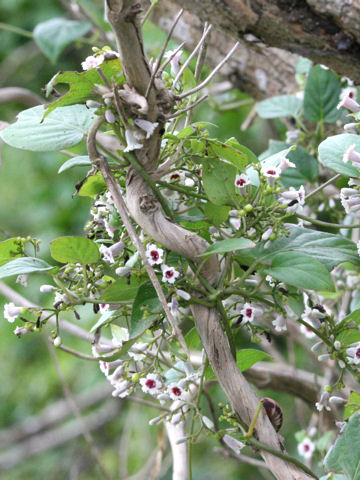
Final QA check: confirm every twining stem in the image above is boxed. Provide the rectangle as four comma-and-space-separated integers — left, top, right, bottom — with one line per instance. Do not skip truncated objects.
141, 0, 159, 25
296, 213, 360, 229
0, 22, 33, 38
245, 399, 264, 438
306, 173, 341, 200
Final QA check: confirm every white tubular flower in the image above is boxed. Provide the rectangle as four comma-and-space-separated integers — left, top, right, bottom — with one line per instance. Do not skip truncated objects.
168, 296, 181, 323
134, 119, 159, 139
40, 284, 55, 293
140, 373, 163, 395
161, 264, 180, 284
184, 177, 195, 187
262, 227, 273, 241
229, 217, 241, 230
222, 435, 245, 454
340, 188, 360, 215
261, 166, 281, 186
234, 174, 250, 195
81, 54, 104, 71
176, 289, 191, 301
342, 144, 360, 166
202, 416, 215, 431
164, 48, 183, 76
315, 391, 331, 412
279, 185, 305, 213
115, 266, 131, 277
104, 109, 116, 124
285, 129, 300, 143
337, 93, 360, 112
14, 326, 33, 337
4, 303, 22, 323
279, 156, 296, 173
329, 396, 346, 406
100, 241, 125, 264
346, 341, 360, 365
272, 315, 287, 332
357, 240, 360, 256
146, 243, 164, 265
124, 129, 143, 152
240, 303, 263, 324
167, 382, 187, 401
297, 437, 315, 459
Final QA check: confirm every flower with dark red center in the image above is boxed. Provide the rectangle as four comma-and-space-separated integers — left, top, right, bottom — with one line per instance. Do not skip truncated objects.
146, 243, 164, 266
239, 302, 263, 324
161, 264, 180, 284
297, 438, 315, 459
234, 174, 250, 195
140, 373, 163, 395
261, 165, 281, 186
167, 382, 186, 400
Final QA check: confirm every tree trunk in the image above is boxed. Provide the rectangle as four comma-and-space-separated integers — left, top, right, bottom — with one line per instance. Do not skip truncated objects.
149, 0, 360, 99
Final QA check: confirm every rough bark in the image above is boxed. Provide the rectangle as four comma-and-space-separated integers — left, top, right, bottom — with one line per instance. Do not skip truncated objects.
150, 2, 298, 100
149, 0, 360, 99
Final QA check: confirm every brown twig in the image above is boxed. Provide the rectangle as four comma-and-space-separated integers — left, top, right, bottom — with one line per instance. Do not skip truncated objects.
176, 42, 239, 100
145, 8, 184, 98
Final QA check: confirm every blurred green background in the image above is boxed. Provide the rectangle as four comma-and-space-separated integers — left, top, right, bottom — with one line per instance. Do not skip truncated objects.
0, 1, 312, 479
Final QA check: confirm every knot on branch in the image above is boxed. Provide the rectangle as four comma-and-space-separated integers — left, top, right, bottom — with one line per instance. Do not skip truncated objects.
124, 2, 142, 22
139, 194, 159, 214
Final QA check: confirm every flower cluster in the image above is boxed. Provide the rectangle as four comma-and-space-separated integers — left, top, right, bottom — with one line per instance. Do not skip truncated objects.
145, 243, 180, 285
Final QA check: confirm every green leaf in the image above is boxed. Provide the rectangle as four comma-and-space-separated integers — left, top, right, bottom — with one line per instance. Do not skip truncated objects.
324, 412, 360, 479
177, 122, 216, 139
0, 257, 54, 278
100, 278, 141, 303
90, 309, 116, 333
281, 147, 318, 187
303, 65, 341, 123
316, 431, 334, 451
204, 203, 230, 226
344, 392, 360, 420
207, 138, 256, 170
110, 325, 129, 345
265, 252, 334, 291
236, 349, 272, 372
336, 328, 360, 347
202, 158, 237, 206
200, 238, 255, 257
58, 155, 91, 173
257, 95, 302, 119
50, 236, 100, 264
0, 239, 23, 267
78, 172, 106, 198
0, 105, 96, 152
238, 226, 360, 270
182, 68, 196, 91
33, 17, 91, 63
45, 58, 123, 117
318, 134, 360, 178
131, 282, 162, 338
296, 57, 312, 75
